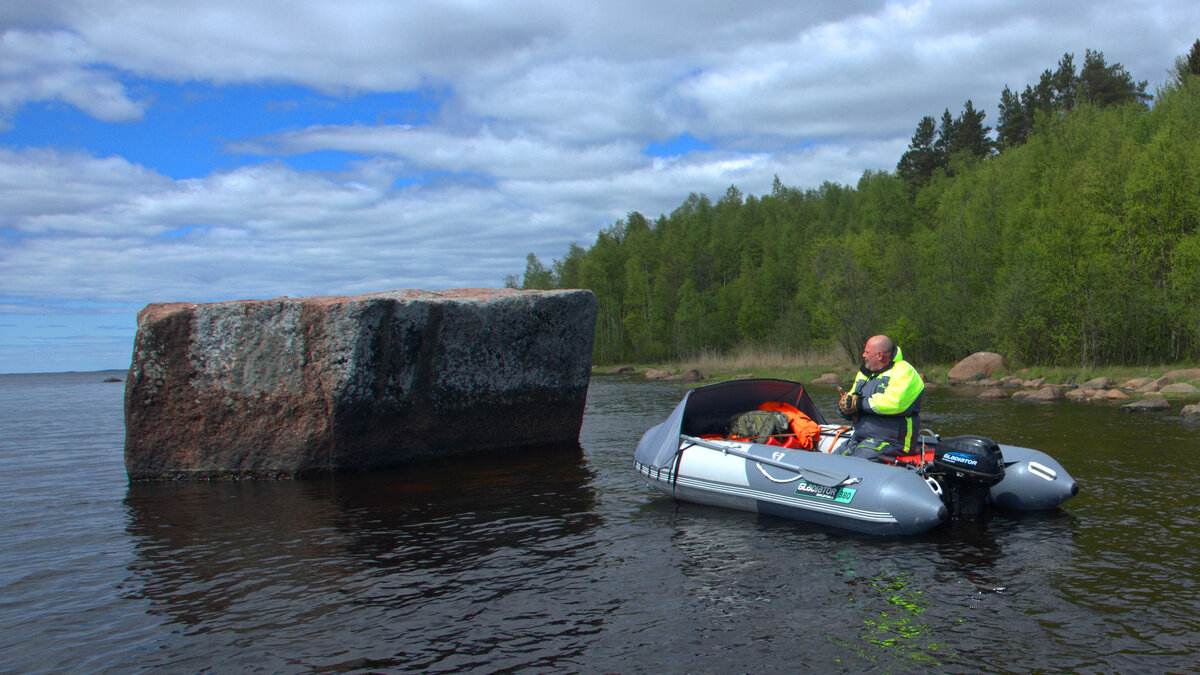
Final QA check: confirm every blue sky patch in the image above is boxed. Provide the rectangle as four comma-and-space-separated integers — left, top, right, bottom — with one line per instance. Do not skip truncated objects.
645, 133, 714, 158
4, 81, 447, 179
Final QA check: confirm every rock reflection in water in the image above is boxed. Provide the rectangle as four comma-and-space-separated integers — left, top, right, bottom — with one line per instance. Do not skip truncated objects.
122, 445, 601, 672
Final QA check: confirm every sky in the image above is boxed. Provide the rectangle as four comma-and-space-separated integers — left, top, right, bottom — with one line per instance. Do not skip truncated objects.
1, 1, 1197, 373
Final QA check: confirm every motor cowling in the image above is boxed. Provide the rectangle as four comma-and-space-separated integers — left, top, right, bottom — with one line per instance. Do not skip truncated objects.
932, 435, 1005, 521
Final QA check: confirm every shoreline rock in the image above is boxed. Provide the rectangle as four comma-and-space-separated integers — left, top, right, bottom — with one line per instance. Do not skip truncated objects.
1121, 397, 1171, 413
1181, 403, 1200, 423
948, 352, 1004, 382
124, 288, 597, 480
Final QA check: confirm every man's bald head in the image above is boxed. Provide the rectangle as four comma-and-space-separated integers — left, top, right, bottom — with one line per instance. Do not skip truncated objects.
863, 335, 897, 371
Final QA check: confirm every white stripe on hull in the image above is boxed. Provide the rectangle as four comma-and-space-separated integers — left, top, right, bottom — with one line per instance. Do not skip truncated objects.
635, 461, 898, 525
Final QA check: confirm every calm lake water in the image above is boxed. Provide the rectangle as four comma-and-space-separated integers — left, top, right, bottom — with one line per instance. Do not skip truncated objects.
1, 371, 1198, 673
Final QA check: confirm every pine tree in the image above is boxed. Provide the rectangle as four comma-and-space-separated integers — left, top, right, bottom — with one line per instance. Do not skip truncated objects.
1078, 48, 1150, 107
896, 115, 941, 187
1051, 53, 1078, 110
934, 109, 957, 156
996, 85, 1027, 151
952, 100, 993, 158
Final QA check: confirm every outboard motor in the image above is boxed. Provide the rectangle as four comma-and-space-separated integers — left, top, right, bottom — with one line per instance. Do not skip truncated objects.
931, 435, 1005, 521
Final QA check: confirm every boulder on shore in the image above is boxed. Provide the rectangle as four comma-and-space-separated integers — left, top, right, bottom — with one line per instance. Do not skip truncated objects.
948, 352, 1004, 382
1080, 376, 1113, 390
1160, 382, 1200, 396
1121, 377, 1154, 390
1164, 368, 1200, 383
1021, 386, 1067, 403
124, 288, 597, 480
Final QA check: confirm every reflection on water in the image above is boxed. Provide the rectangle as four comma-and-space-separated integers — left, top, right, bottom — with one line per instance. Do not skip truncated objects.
122, 446, 602, 672
1, 373, 1199, 672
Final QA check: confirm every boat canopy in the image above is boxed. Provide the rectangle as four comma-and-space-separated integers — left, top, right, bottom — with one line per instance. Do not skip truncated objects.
635, 379, 829, 470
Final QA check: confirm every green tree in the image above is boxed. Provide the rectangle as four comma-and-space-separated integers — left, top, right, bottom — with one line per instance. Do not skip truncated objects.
580, 224, 627, 363
1078, 48, 1150, 107
520, 253, 554, 289
1050, 52, 1078, 110
897, 116, 941, 188
552, 243, 586, 289
996, 85, 1027, 151
673, 278, 704, 356
1171, 38, 1200, 86
934, 109, 957, 157
950, 99, 992, 158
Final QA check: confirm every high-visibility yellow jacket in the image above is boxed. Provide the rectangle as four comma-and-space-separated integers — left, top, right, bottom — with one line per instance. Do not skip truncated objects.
845, 346, 924, 455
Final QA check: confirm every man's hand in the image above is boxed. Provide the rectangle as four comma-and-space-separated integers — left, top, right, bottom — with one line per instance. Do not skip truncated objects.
838, 393, 861, 417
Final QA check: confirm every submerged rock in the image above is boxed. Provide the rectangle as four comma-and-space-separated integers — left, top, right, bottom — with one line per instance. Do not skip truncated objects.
1181, 403, 1200, 423
124, 288, 597, 480
1120, 397, 1171, 413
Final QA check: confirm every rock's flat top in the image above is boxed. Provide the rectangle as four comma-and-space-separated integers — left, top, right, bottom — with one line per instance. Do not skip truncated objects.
139, 288, 568, 318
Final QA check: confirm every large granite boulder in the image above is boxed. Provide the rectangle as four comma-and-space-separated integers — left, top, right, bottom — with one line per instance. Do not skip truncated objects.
948, 352, 1004, 382
124, 288, 597, 480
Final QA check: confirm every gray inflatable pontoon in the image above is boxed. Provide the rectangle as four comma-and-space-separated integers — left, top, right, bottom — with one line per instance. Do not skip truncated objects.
634, 379, 1078, 535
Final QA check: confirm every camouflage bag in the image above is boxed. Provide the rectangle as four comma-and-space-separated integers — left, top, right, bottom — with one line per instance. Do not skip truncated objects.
728, 410, 790, 442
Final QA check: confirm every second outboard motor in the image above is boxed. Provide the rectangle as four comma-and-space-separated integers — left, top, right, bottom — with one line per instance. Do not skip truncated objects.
932, 435, 1005, 520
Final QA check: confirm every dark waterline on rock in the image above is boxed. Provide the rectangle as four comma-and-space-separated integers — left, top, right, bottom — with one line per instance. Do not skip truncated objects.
1, 372, 1198, 672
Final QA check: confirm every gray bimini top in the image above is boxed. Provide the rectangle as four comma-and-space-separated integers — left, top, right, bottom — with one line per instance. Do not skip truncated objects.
635, 378, 828, 470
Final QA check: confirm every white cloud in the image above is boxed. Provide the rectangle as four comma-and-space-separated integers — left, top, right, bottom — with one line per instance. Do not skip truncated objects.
232, 124, 645, 182
0, 30, 146, 125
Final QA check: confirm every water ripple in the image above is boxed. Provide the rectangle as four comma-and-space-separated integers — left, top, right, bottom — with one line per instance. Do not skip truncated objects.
2, 374, 1199, 672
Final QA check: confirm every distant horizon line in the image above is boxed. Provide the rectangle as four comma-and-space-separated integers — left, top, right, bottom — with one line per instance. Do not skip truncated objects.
0, 368, 127, 376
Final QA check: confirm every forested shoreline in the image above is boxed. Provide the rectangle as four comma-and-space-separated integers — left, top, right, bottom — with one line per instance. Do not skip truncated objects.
511, 43, 1200, 368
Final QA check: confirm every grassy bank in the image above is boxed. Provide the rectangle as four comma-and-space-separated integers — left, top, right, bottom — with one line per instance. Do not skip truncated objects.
598, 346, 1200, 392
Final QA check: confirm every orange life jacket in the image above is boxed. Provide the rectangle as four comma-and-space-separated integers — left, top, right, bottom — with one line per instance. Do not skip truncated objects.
756, 400, 821, 450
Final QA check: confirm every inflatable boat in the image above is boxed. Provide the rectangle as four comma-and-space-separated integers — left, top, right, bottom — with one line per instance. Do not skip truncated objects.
634, 379, 1078, 535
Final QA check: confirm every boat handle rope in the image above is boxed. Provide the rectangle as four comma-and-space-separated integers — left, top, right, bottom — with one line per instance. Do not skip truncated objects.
670, 443, 688, 497
756, 463, 802, 484
822, 425, 850, 454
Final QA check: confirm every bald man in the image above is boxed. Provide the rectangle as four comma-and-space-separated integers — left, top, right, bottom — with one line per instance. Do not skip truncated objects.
837, 335, 925, 462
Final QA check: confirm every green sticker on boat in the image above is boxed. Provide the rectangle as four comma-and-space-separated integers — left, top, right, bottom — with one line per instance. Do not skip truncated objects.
796, 480, 856, 503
